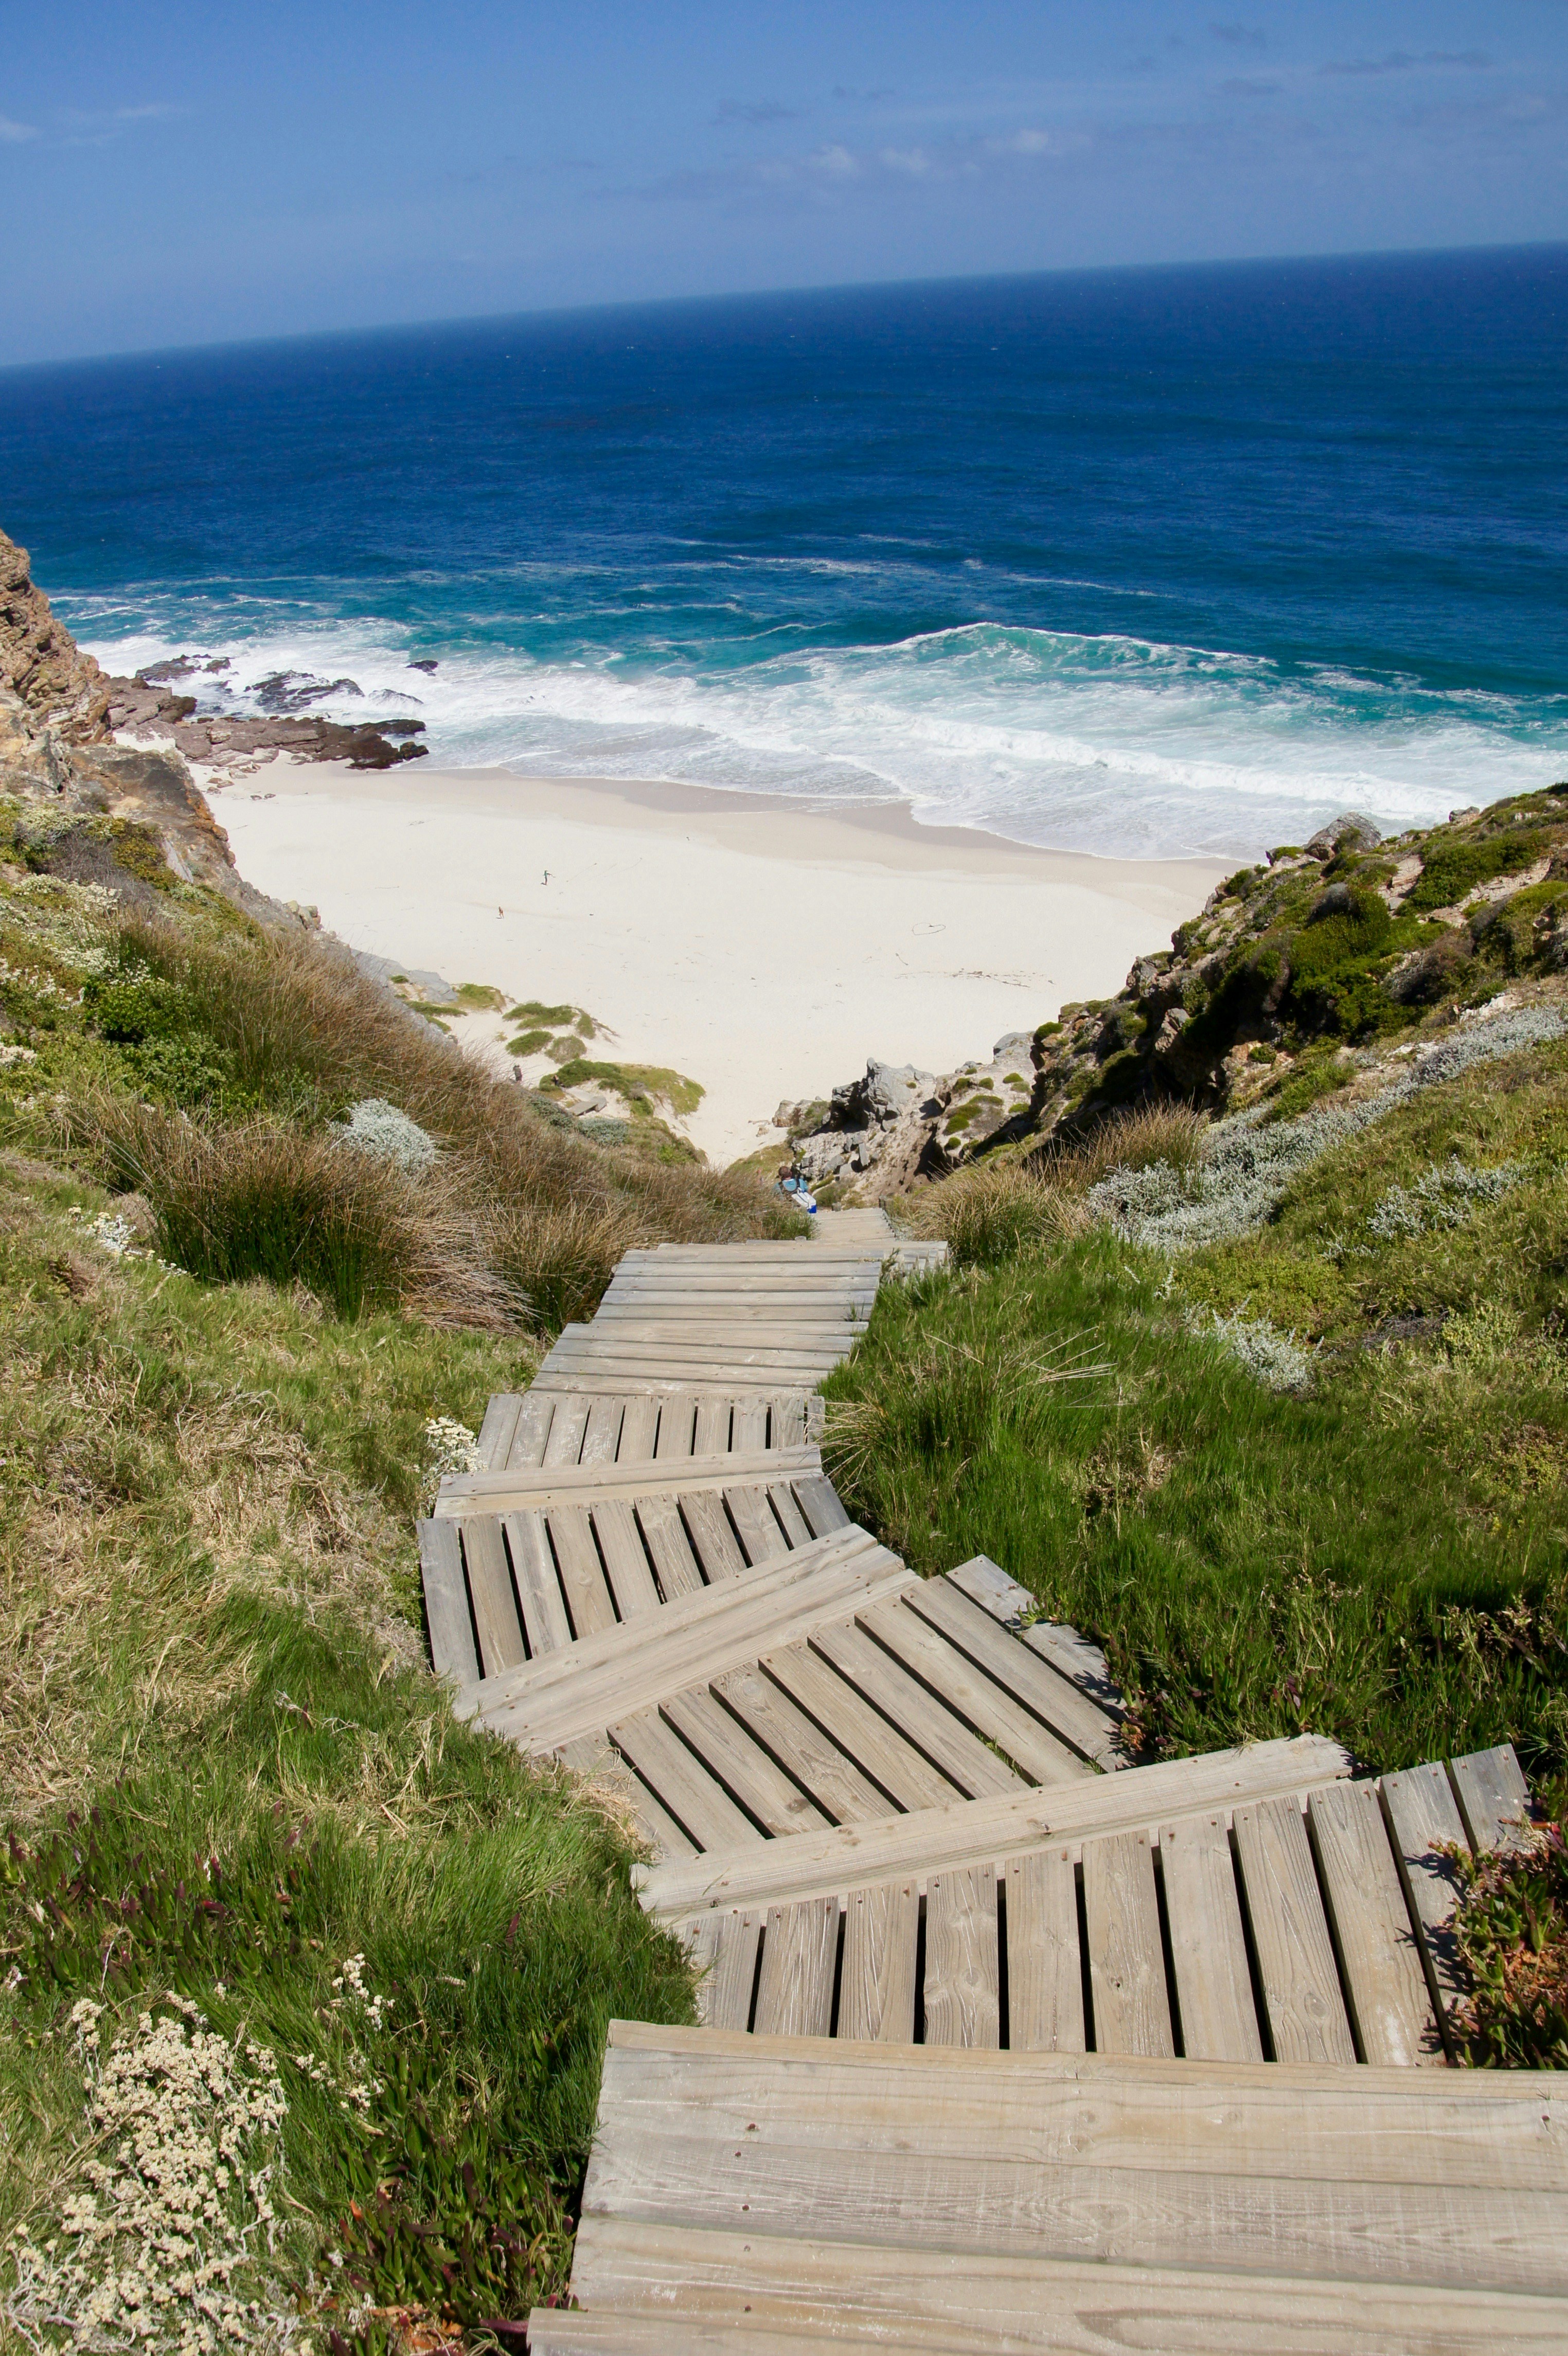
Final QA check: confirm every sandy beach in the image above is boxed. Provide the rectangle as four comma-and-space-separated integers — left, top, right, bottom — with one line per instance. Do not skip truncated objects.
212, 760, 1224, 1167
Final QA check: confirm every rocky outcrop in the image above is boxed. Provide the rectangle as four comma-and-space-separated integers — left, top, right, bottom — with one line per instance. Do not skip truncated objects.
789, 793, 1568, 1201
105, 672, 428, 772
0, 530, 113, 742
0, 685, 301, 926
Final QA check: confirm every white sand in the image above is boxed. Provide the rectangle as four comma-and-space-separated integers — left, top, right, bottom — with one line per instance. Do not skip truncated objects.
211, 760, 1224, 1167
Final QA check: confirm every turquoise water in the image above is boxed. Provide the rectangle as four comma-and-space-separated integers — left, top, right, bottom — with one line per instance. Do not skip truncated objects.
2, 244, 1564, 858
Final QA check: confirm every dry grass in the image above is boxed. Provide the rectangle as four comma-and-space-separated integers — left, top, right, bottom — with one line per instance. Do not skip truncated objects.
897, 1158, 1090, 1268
1039, 1099, 1209, 1190
118, 911, 796, 1240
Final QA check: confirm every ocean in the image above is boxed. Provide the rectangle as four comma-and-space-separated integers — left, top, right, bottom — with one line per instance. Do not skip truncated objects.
2, 244, 1565, 861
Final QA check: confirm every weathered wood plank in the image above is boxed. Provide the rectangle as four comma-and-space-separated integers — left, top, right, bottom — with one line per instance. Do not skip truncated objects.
838, 1879, 919, 2044
600, 2019, 1568, 2185
766, 1479, 812, 1547
758, 1643, 959, 1813
476, 1391, 523, 1471
730, 1399, 769, 1449
689, 1908, 761, 2030
693, 1396, 733, 1454
660, 1685, 833, 1837
903, 1575, 1122, 1767
615, 1395, 660, 1462
437, 1447, 821, 1514
610, 1708, 763, 1850
681, 1488, 750, 1583
593, 1498, 662, 1620
542, 1394, 590, 1466
416, 1517, 478, 1684
639, 1734, 1353, 1920
857, 1595, 1088, 1785
460, 1516, 526, 1679
1450, 1744, 1533, 1857
925, 1864, 1001, 2049
506, 1390, 556, 1468
563, 2218, 1568, 2355
473, 1538, 907, 1753
556, 1732, 698, 1861
502, 1508, 574, 1656
1309, 1780, 1440, 2066
711, 1663, 896, 1827
1005, 1847, 1085, 2054
549, 1503, 618, 1639
654, 1394, 698, 1458
771, 1396, 808, 1448
1381, 1761, 1470, 2040
580, 1395, 626, 1465
1159, 1811, 1263, 2063
1081, 1829, 1173, 2057
722, 1483, 789, 1566
635, 1493, 706, 1601
752, 1897, 838, 2038
793, 1474, 850, 1537
1232, 1794, 1356, 2067
808, 1619, 1024, 1799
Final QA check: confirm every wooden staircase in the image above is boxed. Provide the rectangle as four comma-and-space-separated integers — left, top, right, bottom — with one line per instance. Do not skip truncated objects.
412, 1210, 1564, 2349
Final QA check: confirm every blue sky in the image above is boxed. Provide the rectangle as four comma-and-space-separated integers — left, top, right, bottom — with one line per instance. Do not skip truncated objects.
3, 1, 1564, 365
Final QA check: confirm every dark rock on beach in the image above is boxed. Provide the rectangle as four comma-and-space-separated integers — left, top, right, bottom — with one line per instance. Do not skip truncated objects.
104, 670, 427, 771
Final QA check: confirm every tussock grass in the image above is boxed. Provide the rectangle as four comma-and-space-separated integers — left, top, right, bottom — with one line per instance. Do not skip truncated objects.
20, 909, 801, 1337
898, 1162, 1089, 1268
69, 1095, 511, 1326
1044, 1099, 1209, 1189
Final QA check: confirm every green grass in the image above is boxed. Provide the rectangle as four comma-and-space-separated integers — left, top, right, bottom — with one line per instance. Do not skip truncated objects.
543, 1058, 705, 1119
0, 1157, 693, 2346
836, 1042, 1568, 1787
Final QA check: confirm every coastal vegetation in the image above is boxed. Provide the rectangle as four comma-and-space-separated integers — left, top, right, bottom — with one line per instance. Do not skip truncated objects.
827, 981, 1568, 1792
0, 577, 792, 2351
4, 523, 1567, 2346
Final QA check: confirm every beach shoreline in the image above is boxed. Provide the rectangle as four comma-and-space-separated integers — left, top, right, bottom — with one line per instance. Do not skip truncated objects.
208, 756, 1226, 1167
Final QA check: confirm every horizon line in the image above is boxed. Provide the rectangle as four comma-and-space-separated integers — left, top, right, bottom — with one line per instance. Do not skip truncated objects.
3, 234, 1566, 382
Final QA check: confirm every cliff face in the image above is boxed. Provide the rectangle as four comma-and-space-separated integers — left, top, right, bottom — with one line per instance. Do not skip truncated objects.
0, 538, 294, 923
0, 529, 113, 742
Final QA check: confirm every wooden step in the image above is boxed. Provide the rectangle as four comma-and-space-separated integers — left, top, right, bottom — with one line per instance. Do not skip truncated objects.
540, 2023, 1568, 2353
476, 1389, 814, 1468
669, 1745, 1531, 2067
636, 1733, 1353, 1916
419, 1461, 852, 1683
434, 1445, 823, 1515
454, 1528, 914, 1752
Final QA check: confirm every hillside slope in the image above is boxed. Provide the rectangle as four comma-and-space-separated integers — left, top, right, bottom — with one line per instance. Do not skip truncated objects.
795, 791, 1568, 1192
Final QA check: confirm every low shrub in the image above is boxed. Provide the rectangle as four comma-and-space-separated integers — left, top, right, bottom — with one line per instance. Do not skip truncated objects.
1407, 828, 1547, 914
336, 1097, 438, 1177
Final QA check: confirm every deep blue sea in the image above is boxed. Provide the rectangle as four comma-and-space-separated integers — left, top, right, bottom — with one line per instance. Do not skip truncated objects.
2, 245, 1565, 860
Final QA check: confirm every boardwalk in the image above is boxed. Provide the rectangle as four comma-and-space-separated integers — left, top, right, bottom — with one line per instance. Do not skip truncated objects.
412, 1209, 1561, 2350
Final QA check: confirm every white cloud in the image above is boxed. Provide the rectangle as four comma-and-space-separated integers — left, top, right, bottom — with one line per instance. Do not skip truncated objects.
0, 114, 38, 142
